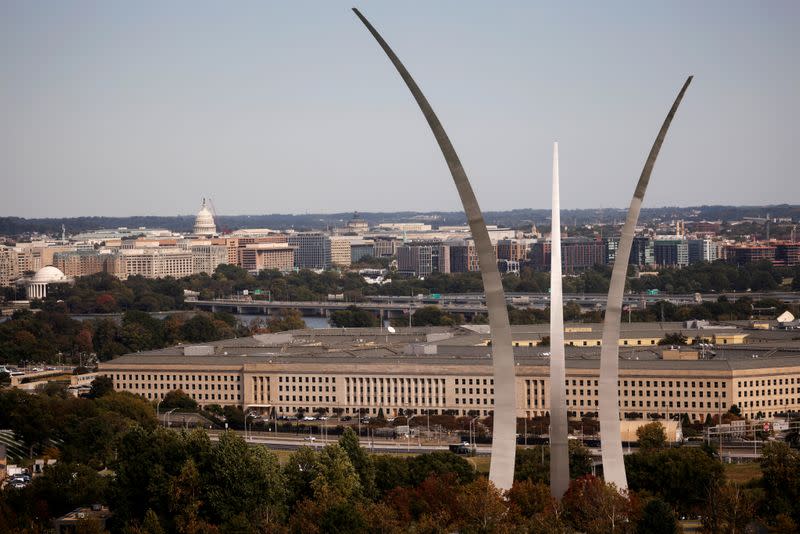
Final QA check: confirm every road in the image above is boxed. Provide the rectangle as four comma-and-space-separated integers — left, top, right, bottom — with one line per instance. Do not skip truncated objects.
189, 290, 800, 318
202, 428, 493, 455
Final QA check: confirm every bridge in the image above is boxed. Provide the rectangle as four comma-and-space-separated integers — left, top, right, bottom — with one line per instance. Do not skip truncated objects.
186, 290, 794, 319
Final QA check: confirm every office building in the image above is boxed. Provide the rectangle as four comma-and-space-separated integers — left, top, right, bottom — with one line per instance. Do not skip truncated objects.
0, 247, 19, 287
287, 233, 331, 270
530, 238, 606, 273
238, 244, 295, 273
688, 238, 718, 264
100, 322, 799, 423
191, 245, 228, 275
329, 237, 352, 267
653, 239, 689, 267
397, 242, 450, 275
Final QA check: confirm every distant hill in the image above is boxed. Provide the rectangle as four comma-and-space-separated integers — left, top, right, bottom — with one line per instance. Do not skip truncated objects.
1, 204, 797, 237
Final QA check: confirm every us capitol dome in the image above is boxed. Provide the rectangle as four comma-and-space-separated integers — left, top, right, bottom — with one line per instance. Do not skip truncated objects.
193, 198, 217, 236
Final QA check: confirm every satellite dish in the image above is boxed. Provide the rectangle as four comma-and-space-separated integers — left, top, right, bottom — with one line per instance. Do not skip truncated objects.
387, 326, 396, 334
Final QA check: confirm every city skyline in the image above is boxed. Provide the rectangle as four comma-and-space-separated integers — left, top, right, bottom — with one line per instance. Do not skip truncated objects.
2, 1, 798, 217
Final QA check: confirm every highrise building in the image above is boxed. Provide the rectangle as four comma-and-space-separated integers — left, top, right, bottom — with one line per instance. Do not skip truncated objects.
653, 239, 689, 267
530, 238, 606, 273
724, 244, 776, 265
397, 242, 450, 276
329, 236, 353, 267
0, 247, 19, 287
687, 238, 718, 264
238, 244, 295, 273
191, 245, 228, 275
287, 232, 331, 270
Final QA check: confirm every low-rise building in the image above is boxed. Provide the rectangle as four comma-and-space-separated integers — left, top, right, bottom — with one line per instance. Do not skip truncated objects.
99, 322, 798, 424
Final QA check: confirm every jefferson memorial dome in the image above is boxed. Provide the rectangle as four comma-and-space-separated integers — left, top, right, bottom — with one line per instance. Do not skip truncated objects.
27, 266, 71, 299
193, 198, 217, 236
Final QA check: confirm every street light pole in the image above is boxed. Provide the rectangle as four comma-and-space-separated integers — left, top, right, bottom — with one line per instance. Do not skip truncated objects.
245, 411, 257, 442
407, 414, 417, 453
165, 408, 177, 428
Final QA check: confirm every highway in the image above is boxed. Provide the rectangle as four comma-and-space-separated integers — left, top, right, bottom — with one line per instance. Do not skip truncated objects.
203, 428, 492, 455
188, 290, 800, 318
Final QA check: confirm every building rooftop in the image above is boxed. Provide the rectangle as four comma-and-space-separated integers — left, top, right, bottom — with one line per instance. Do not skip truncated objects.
101, 322, 800, 373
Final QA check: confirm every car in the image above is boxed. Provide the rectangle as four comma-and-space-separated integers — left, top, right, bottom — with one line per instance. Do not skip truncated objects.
318, 416, 328, 421
302, 416, 315, 421
303, 436, 317, 442
340, 416, 352, 421
360, 417, 371, 424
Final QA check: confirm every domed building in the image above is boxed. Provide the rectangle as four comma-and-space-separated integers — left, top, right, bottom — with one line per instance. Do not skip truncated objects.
193, 198, 217, 236
26, 266, 71, 299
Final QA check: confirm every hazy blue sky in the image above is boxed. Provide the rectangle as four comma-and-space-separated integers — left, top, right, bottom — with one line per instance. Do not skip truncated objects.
1, 1, 797, 218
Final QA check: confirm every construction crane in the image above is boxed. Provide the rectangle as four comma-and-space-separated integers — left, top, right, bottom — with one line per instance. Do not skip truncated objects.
207, 198, 228, 235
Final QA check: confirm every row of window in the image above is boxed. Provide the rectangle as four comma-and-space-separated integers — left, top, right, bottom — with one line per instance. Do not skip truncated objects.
738, 377, 799, 387
114, 373, 240, 382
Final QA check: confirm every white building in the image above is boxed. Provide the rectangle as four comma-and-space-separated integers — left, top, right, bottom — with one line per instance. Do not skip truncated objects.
25, 266, 72, 299
193, 199, 217, 237
191, 245, 228, 275
120, 249, 194, 279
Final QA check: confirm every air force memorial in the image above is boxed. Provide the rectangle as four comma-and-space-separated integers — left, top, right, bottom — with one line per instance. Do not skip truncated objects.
353, 8, 692, 493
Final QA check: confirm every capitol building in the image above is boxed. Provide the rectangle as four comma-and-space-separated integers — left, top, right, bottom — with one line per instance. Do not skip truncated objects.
193, 198, 217, 237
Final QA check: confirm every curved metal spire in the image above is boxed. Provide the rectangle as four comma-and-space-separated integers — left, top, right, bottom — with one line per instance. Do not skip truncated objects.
352, 7, 517, 491
549, 142, 569, 499
599, 76, 693, 490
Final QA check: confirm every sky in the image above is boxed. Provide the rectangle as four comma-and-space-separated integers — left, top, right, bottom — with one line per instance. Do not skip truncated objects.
1, 1, 798, 218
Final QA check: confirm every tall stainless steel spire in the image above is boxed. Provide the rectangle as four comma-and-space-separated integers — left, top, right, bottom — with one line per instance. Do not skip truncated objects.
549, 142, 569, 499
352, 8, 518, 490
599, 76, 693, 490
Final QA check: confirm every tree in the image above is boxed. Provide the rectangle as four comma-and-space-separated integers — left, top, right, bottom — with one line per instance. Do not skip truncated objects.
562, 475, 637, 534
564, 301, 582, 321
222, 406, 245, 430
658, 332, 688, 346
636, 422, 667, 450
407, 451, 476, 486
637, 498, 678, 534
454, 478, 518, 533
514, 442, 592, 483
96, 391, 158, 430
311, 444, 361, 501
759, 441, 800, 519
702, 482, 756, 534
203, 431, 285, 526
394, 306, 462, 327
507, 479, 553, 519
329, 306, 379, 328
372, 455, 410, 496
160, 390, 198, 412
338, 428, 377, 499
626, 447, 724, 514
283, 447, 322, 509
89, 375, 114, 398
266, 309, 306, 332
180, 314, 220, 343
168, 459, 206, 534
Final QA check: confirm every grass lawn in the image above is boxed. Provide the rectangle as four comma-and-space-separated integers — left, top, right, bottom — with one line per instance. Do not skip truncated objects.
725, 462, 762, 484
466, 455, 491, 474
